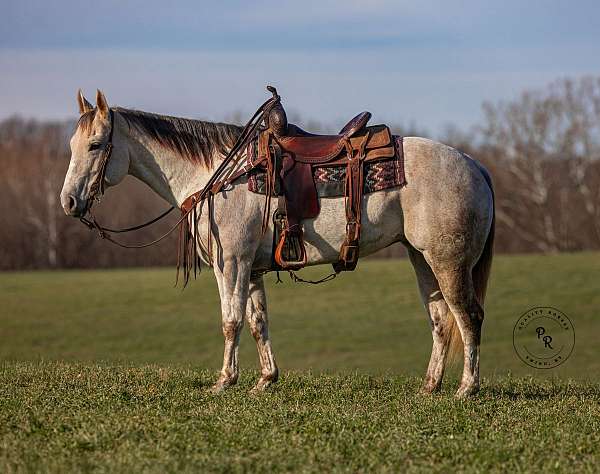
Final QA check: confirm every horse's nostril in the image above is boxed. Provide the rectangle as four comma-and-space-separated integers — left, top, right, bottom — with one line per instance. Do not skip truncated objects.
68, 195, 77, 211
63, 194, 81, 215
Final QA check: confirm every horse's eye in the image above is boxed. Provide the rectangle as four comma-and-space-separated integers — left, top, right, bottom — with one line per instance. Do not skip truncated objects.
89, 142, 102, 151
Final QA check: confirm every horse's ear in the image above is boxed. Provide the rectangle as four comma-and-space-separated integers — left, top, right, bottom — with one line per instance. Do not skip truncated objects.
96, 89, 109, 118
77, 89, 93, 115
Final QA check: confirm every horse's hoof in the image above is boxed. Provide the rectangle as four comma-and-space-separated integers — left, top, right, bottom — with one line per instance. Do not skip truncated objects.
420, 375, 442, 395
454, 383, 480, 399
209, 377, 236, 394
420, 383, 441, 395
249, 378, 274, 394
209, 383, 226, 394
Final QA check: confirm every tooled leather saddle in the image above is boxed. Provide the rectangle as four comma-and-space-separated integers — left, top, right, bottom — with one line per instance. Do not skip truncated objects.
255, 88, 398, 273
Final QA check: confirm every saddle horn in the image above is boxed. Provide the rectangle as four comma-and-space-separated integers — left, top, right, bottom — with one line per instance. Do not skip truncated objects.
265, 85, 287, 137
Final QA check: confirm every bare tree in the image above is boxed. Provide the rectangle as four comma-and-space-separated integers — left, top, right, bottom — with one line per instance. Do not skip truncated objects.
477, 77, 600, 252
1, 78, 600, 269
0, 118, 179, 270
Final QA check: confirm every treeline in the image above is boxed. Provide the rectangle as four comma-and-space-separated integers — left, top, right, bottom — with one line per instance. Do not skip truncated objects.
1, 77, 599, 270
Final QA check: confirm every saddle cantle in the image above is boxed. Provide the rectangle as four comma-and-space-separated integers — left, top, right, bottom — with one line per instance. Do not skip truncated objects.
256, 91, 398, 273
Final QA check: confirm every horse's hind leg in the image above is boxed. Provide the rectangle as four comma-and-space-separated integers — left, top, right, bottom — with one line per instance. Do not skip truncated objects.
245, 274, 279, 392
424, 254, 484, 398
407, 247, 455, 394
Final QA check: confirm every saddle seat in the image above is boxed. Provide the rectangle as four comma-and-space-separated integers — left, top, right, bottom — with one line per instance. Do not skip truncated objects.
276, 112, 372, 162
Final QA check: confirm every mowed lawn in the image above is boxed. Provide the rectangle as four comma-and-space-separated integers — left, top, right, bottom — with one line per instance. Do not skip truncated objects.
1, 253, 599, 472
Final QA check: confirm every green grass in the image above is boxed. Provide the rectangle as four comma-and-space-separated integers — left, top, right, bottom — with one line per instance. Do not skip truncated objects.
1, 254, 599, 472
1, 363, 598, 473
1, 253, 599, 377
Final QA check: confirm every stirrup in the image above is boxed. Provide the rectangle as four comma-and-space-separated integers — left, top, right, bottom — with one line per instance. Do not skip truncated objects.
274, 229, 307, 270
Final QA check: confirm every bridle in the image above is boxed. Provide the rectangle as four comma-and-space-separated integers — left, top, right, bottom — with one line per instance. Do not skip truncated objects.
78, 108, 176, 247
86, 109, 115, 207
77, 107, 215, 288
78, 88, 282, 250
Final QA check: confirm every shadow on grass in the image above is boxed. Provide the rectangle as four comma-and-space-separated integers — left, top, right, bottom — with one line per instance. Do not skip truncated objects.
482, 382, 600, 400
191, 377, 217, 390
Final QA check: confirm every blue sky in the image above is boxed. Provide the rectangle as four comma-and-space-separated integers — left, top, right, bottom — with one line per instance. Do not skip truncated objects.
2, 0, 600, 134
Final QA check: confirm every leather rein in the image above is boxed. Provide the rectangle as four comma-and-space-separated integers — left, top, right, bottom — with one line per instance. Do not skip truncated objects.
78, 90, 281, 250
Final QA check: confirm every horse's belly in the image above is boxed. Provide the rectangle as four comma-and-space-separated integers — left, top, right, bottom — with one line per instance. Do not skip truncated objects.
249, 189, 403, 269
304, 189, 404, 266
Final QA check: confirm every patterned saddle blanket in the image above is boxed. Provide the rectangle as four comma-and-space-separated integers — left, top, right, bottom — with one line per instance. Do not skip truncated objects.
247, 136, 406, 198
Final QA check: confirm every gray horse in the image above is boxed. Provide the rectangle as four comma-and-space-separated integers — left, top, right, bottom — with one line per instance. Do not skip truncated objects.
61, 90, 494, 398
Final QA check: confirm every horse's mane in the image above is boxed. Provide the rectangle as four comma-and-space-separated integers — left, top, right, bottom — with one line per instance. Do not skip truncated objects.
77, 108, 243, 169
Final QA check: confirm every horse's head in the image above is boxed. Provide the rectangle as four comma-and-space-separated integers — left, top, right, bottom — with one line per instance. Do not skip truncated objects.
60, 90, 129, 217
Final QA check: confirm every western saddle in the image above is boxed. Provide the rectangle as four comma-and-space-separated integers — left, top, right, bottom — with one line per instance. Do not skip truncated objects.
257, 87, 396, 273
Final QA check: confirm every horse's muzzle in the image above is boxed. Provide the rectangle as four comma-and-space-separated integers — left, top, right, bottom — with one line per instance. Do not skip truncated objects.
61, 193, 85, 217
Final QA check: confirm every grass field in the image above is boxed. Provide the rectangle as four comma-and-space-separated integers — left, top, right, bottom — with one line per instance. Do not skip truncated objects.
2, 363, 599, 473
1, 253, 599, 472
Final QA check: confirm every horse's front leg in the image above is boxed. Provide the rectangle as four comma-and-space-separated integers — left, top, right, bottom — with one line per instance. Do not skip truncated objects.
211, 256, 252, 393
246, 274, 278, 392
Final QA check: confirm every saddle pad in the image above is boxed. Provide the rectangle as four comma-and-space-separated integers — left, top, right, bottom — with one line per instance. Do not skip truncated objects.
247, 136, 405, 198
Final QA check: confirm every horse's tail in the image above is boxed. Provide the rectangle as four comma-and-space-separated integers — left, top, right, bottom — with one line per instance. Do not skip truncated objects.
472, 164, 495, 307
449, 162, 495, 359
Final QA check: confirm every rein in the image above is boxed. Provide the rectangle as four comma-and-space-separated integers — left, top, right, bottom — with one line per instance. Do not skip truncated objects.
79, 88, 282, 257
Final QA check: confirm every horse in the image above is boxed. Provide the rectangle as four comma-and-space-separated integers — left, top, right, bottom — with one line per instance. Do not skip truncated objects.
60, 90, 494, 398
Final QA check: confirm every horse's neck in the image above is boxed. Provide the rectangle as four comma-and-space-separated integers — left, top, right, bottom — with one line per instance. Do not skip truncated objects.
118, 118, 218, 207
